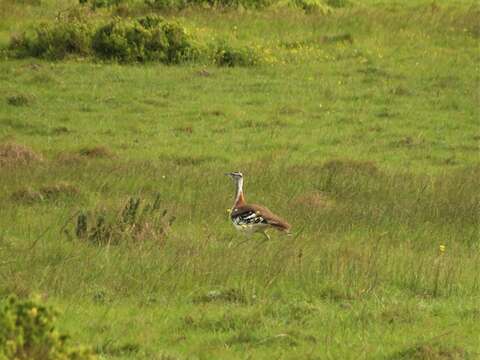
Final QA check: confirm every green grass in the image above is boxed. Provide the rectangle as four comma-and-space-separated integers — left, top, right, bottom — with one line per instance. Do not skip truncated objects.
0, 0, 479, 359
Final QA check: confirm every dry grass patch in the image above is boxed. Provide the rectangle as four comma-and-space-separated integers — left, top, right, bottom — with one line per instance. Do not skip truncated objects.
390, 343, 468, 360
321, 33, 353, 44
78, 146, 113, 158
201, 109, 225, 117
277, 105, 304, 115
292, 191, 334, 209
173, 126, 193, 134
51, 126, 70, 135
193, 288, 249, 305
380, 305, 419, 325
10, 188, 43, 203
195, 69, 213, 77
39, 182, 80, 198
321, 159, 380, 176
55, 152, 86, 165
392, 136, 425, 148
11, 182, 80, 203
0, 142, 43, 167
167, 154, 221, 166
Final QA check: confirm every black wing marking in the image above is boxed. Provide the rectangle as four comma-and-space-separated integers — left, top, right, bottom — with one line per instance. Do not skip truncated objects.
231, 210, 267, 226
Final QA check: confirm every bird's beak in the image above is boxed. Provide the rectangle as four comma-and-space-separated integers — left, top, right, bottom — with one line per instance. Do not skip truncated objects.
225, 172, 233, 177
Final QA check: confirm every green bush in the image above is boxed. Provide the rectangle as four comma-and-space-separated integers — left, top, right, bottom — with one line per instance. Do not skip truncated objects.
81, 0, 126, 9
145, 0, 272, 10
0, 296, 96, 360
92, 15, 199, 63
326, 0, 348, 8
144, 0, 187, 10
212, 40, 262, 67
269, 0, 333, 13
9, 13, 266, 66
10, 18, 94, 60
204, 0, 272, 8
294, 0, 332, 15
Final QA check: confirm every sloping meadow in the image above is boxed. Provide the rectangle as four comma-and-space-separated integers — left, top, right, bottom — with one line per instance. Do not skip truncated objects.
7, 1, 479, 67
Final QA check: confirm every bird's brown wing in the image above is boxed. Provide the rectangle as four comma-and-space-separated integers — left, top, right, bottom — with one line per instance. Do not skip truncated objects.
231, 204, 291, 232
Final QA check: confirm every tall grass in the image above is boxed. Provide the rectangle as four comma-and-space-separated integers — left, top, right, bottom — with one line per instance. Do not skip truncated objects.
1, 161, 478, 300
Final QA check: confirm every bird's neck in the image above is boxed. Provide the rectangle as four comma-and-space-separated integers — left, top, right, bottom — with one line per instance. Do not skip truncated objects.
234, 178, 245, 207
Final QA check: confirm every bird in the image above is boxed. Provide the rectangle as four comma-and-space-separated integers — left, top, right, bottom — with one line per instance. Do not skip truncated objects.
225, 172, 291, 240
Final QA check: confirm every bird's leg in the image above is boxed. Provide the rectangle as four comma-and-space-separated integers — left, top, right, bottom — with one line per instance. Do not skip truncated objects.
262, 231, 271, 241
233, 238, 252, 248
232, 232, 255, 248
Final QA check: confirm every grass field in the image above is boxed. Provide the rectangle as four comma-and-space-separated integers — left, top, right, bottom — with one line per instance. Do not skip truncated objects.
0, 0, 479, 359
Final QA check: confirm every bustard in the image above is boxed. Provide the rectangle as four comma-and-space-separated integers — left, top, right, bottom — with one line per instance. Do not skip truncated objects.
225, 172, 291, 239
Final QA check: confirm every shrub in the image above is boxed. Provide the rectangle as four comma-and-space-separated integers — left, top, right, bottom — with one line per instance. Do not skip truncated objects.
9, 13, 265, 66
0, 296, 96, 360
208, 0, 273, 8
68, 194, 175, 245
10, 7, 95, 59
81, 0, 126, 9
212, 40, 262, 67
145, 0, 272, 9
290, 0, 332, 14
10, 20, 94, 60
144, 0, 187, 10
92, 15, 199, 63
326, 0, 348, 8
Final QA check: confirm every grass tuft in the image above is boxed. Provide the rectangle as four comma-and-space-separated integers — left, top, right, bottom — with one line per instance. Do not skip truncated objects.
11, 182, 79, 203
0, 142, 43, 167
78, 146, 113, 158
6, 93, 33, 106
292, 191, 334, 209
67, 194, 175, 245
389, 342, 468, 360
193, 288, 249, 304
321, 159, 379, 176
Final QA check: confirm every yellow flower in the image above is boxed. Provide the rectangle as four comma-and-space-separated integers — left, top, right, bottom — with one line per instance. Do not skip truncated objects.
439, 244, 446, 253
28, 307, 38, 318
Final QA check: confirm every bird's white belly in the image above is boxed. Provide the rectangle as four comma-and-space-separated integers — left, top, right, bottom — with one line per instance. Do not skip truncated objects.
233, 222, 268, 234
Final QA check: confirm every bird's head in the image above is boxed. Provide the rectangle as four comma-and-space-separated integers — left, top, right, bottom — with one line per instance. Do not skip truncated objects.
225, 171, 243, 182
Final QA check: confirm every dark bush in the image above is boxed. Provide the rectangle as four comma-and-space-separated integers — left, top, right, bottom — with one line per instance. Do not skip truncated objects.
92, 15, 199, 63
